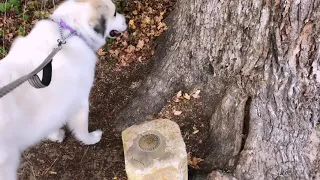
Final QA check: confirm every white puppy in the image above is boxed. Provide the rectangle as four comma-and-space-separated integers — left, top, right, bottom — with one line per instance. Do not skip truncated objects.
0, 0, 127, 179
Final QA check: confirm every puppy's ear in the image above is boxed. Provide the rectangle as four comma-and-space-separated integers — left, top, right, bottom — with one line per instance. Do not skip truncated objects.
93, 15, 106, 36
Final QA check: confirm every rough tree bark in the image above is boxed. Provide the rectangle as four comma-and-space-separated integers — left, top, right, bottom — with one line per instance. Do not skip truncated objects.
117, 0, 320, 179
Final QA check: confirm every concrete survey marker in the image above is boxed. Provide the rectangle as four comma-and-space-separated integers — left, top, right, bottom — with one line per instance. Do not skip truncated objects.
139, 133, 160, 151
122, 119, 188, 180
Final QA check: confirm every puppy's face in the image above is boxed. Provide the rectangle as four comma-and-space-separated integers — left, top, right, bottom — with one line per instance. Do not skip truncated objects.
75, 0, 127, 39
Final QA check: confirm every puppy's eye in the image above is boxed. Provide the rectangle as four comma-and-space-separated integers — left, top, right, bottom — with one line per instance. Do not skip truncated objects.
114, 11, 117, 17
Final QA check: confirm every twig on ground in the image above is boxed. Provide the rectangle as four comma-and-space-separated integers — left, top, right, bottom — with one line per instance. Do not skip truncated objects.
80, 146, 90, 163
42, 157, 59, 176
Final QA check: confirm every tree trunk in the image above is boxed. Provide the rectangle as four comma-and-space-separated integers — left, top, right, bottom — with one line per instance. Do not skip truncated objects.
116, 0, 320, 179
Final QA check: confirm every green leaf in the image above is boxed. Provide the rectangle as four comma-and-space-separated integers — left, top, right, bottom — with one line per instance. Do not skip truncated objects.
18, 26, 25, 36
0, 3, 11, 13
13, 5, 20, 14
107, 38, 115, 44
0, 47, 7, 57
9, 0, 20, 6
22, 14, 29, 21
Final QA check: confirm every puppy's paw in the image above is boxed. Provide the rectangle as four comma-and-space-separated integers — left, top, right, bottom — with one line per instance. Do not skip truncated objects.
77, 130, 103, 145
47, 129, 65, 143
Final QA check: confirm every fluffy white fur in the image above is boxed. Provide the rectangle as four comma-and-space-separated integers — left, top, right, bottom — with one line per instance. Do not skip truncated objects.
0, 0, 127, 179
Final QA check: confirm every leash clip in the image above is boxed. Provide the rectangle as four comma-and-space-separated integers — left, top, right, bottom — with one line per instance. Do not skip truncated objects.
57, 39, 66, 46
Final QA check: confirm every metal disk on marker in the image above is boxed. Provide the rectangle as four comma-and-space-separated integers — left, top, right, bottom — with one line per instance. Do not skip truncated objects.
138, 133, 161, 151
127, 130, 166, 169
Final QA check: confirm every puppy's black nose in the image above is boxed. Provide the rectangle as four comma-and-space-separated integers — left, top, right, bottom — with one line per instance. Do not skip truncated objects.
125, 18, 130, 24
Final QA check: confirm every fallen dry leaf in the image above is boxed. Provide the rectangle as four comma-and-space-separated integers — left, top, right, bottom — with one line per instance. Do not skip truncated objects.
172, 90, 183, 102
183, 93, 191, 100
132, 10, 138, 15
188, 152, 204, 169
177, 90, 182, 98
173, 110, 182, 116
192, 90, 201, 99
144, 17, 151, 24
125, 45, 136, 53
160, 11, 165, 17
173, 96, 181, 103
136, 40, 145, 49
136, 1, 142, 10
193, 130, 199, 134
129, 19, 136, 29
97, 48, 107, 56
109, 49, 120, 57
157, 22, 167, 30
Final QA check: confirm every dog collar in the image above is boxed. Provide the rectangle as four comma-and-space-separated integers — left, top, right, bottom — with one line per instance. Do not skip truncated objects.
55, 19, 95, 50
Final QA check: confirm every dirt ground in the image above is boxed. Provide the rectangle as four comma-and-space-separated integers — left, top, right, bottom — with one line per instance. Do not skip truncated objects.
1, 0, 209, 179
